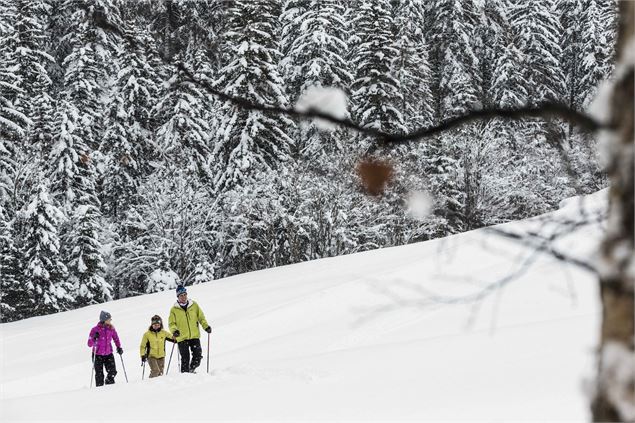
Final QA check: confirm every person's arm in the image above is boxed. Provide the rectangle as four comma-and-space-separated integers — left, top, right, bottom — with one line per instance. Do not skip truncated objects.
87, 327, 97, 347
197, 304, 210, 331
169, 308, 178, 334
139, 332, 149, 357
163, 329, 176, 343
112, 328, 122, 349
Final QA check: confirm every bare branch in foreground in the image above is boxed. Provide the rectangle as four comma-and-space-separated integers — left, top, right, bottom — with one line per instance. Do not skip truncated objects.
175, 62, 611, 145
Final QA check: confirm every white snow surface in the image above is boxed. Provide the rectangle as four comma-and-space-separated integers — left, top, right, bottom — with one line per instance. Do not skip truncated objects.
0, 190, 607, 422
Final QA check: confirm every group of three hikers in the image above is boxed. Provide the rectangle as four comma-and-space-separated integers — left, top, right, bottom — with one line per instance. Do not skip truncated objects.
87, 285, 211, 386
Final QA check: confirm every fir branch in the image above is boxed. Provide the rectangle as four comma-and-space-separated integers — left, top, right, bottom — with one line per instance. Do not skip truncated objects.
90, 12, 611, 146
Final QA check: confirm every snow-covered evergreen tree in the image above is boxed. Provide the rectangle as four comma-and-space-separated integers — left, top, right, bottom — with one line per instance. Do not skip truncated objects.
66, 204, 110, 306
281, 0, 351, 103
578, 0, 617, 108
19, 183, 72, 315
393, 0, 434, 130
49, 100, 99, 211
102, 18, 160, 217
280, 0, 352, 157
427, 0, 481, 119
509, 0, 566, 104
0, 204, 20, 321
58, 0, 122, 150
350, 0, 405, 135
154, 51, 213, 182
11, 0, 55, 143
212, 0, 294, 192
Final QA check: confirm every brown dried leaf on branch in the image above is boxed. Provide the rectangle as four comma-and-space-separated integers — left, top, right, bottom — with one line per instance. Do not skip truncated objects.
356, 158, 394, 196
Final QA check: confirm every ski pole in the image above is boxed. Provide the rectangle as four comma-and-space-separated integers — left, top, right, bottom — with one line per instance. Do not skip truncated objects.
177, 343, 181, 372
142, 342, 149, 380
89, 344, 96, 388
119, 352, 129, 383
166, 342, 176, 375
206, 332, 210, 374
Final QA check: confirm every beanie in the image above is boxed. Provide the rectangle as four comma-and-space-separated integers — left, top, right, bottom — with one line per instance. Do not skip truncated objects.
176, 285, 187, 297
99, 310, 111, 322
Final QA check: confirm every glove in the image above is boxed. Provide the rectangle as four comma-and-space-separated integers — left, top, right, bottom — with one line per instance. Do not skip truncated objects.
117, 347, 123, 355
205, 326, 212, 333
172, 330, 180, 338
93, 332, 100, 340
141, 355, 147, 363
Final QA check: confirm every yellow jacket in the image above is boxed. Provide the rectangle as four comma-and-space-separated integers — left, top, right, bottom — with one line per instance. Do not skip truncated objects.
168, 300, 209, 342
139, 329, 174, 358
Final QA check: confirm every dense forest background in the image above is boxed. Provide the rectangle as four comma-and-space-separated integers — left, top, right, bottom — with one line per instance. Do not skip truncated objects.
0, 0, 617, 321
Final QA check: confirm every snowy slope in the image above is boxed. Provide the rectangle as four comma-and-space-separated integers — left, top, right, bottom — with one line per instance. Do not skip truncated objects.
0, 191, 607, 422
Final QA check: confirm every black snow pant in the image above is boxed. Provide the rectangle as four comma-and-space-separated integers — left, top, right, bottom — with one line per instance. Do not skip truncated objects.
178, 338, 202, 373
94, 353, 117, 386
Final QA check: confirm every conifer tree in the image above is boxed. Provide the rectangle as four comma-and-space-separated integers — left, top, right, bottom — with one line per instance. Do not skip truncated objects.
49, 100, 99, 211
393, 0, 434, 129
212, 0, 294, 191
154, 51, 213, 182
509, 0, 566, 104
12, 0, 54, 137
102, 18, 160, 217
280, 0, 352, 157
66, 204, 110, 305
428, 0, 481, 119
20, 183, 72, 315
350, 0, 405, 138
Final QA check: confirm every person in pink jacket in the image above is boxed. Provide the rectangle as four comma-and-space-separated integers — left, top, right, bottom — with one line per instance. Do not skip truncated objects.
87, 311, 122, 386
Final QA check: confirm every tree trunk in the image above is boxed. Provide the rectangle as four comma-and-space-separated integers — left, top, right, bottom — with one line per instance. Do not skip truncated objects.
591, 2, 634, 421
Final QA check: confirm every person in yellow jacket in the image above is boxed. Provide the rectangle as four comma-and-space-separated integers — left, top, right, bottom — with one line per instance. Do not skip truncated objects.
169, 285, 211, 373
139, 315, 175, 378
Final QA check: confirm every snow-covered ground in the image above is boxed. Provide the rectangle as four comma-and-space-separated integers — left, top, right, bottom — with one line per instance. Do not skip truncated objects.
0, 190, 607, 422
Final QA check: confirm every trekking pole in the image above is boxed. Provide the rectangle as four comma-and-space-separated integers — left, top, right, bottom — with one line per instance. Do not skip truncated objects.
166, 342, 176, 375
142, 342, 149, 380
177, 343, 181, 371
89, 344, 96, 388
119, 352, 129, 383
206, 332, 210, 374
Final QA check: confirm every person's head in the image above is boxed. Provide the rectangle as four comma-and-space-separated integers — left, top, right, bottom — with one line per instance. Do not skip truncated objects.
176, 285, 187, 303
149, 315, 163, 331
99, 310, 112, 325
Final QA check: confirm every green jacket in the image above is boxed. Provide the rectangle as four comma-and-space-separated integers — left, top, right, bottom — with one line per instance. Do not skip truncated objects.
139, 328, 174, 358
169, 300, 209, 342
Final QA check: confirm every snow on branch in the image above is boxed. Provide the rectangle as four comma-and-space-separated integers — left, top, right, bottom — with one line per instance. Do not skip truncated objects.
91, 13, 611, 148
176, 62, 610, 144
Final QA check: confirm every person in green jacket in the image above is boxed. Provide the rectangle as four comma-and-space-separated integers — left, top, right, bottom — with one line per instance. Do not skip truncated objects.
169, 285, 211, 373
139, 315, 175, 378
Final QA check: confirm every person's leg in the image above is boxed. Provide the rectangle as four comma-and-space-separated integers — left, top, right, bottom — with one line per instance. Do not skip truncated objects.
189, 339, 202, 372
157, 357, 165, 376
148, 357, 160, 378
94, 355, 105, 387
104, 354, 117, 384
178, 341, 190, 373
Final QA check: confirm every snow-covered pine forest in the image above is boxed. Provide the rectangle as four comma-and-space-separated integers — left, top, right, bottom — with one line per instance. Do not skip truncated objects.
0, 0, 618, 322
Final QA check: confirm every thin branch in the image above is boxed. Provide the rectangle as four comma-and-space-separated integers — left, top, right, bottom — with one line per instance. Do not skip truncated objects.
89, 12, 611, 146
486, 226, 598, 274
176, 62, 611, 145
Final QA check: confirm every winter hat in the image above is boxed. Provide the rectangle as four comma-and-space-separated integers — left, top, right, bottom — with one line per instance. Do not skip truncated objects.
176, 285, 187, 297
99, 310, 112, 322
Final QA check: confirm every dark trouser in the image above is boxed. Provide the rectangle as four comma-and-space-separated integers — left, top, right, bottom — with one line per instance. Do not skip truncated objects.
178, 339, 202, 373
94, 353, 117, 386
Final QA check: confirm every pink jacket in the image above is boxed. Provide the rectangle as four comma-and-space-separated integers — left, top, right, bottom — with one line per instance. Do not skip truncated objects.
87, 322, 121, 356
